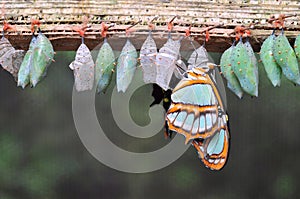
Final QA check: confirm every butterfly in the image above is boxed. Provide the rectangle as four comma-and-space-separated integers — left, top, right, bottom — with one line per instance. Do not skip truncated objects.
166, 64, 230, 170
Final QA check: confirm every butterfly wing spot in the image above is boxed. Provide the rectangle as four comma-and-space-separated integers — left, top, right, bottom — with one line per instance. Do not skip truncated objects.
199, 114, 205, 133
173, 111, 187, 128
182, 113, 194, 132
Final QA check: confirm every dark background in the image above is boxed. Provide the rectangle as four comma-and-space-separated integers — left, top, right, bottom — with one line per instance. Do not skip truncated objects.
0, 50, 300, 199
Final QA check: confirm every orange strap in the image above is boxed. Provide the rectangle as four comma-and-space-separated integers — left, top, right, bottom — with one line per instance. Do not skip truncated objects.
31, 19, 41, 33
3, 21, 16, 32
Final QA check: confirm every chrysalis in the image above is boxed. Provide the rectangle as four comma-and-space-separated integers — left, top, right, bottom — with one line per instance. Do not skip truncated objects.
295, 34, 300, 61
220, 44, 243, 98
69, 42, 95, 92
156, 36, 181, 91
260, 33, 282, 87
187, 45, 209, 69
140, 32, 157, 84
244, 39, 259, 91
116, 39, 138, 93
95, 38, 115, 93
231, 38, 258, 97
18, 35, 37, 88
30, 32, 55, 87
0, 37, 24, 80
273, 31, 300, 85
17, 31, 54, 88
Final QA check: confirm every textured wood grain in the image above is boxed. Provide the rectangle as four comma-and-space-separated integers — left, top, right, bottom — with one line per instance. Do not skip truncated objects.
1, 0, 300, 52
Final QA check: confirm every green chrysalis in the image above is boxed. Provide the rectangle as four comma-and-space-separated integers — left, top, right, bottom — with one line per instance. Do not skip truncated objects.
95, 38, 115, 93
231, 39, 258, 97
260, 33, 282, 87
17, 31, 54, 88
30, 32, 55, 87
18, 35, 37, 88
273, 31, 300, 85
220, 44, 243, 98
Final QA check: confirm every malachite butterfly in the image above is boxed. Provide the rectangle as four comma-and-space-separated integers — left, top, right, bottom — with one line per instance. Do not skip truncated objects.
260, 33, 282, 87
0, 36, 24, 81
156, 35, 182, 91
220, 43, 244, 98
273, 31, 300, 85
116, 38, 138, 93
69, 42, 95, 92
166, 65, 230, 170
95, 38, 115, 94
140, 31, 158, 84
231, 38, 258, 97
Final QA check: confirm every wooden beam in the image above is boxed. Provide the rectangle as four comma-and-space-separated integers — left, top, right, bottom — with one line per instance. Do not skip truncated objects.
2, 0, 300, 52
